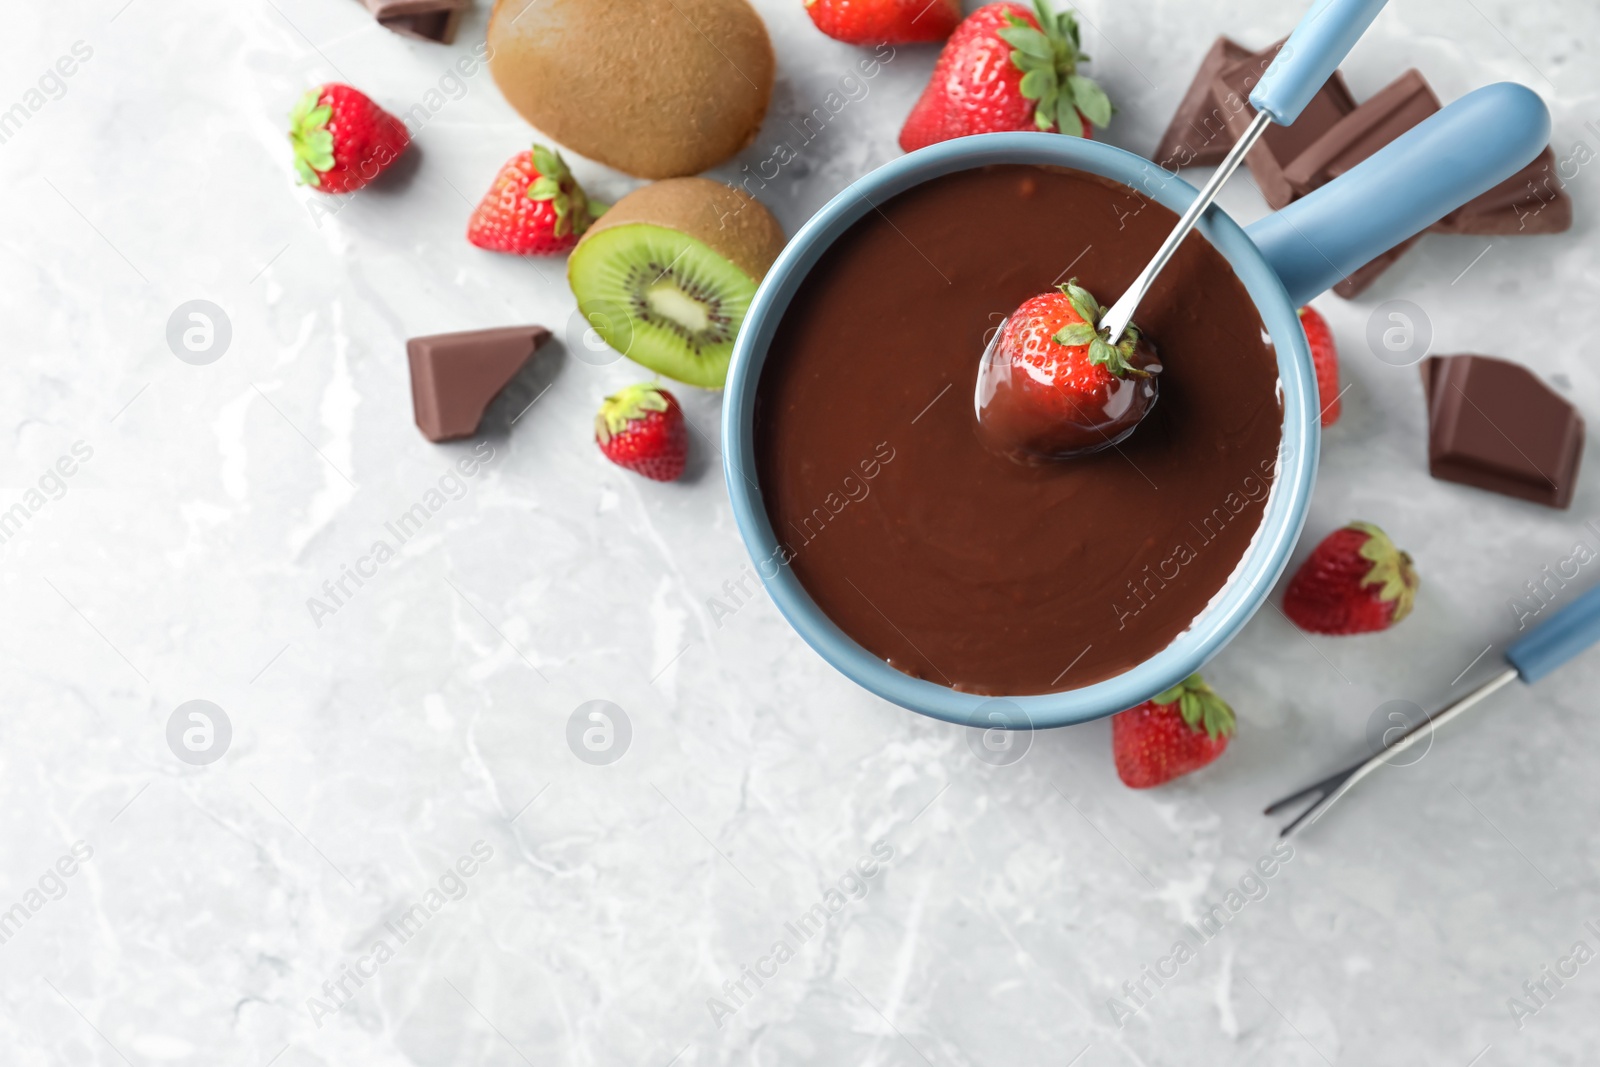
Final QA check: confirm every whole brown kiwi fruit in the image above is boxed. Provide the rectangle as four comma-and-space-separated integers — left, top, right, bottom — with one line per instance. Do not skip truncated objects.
487, 0, 775, 180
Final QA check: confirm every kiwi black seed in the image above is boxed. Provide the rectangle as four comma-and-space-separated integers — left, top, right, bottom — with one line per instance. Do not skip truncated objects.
568, 178, 786, 389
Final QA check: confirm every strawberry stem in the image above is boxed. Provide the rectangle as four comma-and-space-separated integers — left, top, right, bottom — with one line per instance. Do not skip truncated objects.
1049, 278, 1147, 378
289, 87, 336, 187
525, 143, 595, 239
1000, 2, 1112, 135
1350, 521, 1420, 622
596, 382, 669, 443
1152, 674, 1235, 740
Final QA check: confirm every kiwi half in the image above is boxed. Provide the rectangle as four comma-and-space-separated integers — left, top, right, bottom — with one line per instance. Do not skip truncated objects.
568, 178, 785, 389
487, 0, 774, 180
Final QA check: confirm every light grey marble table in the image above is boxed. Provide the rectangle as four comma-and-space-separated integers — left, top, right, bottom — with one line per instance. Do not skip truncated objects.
2, 0, 1598, 1063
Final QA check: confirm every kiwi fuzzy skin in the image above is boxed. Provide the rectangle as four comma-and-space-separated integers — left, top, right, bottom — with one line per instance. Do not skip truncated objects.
488, 0, 775, 180
577, 178, 785, 284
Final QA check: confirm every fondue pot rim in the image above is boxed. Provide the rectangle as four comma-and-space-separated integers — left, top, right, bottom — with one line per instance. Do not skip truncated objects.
721, 132, 1318, 729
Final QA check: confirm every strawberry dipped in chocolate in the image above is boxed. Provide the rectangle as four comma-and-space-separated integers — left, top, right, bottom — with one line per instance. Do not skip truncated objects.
974, 278, 1160, 462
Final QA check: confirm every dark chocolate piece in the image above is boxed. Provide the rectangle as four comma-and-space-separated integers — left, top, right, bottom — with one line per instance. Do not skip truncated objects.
1333, 234, 1422, 299
1211, 41, 1357, 209
1284, 70, 1440, 192
1152, 37, 1252, 170
1422, 354, 1583, 509
1154, 39, 1568, 299
407, 326, 549, 442
1290, 72, 1437, 297
361, 0, 468, 44
1431, 147, 1572, 235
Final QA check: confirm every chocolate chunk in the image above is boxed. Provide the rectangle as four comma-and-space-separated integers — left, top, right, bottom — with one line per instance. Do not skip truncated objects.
1421, 354, 1583, 509
1283, 70, 1440, 295
1155, 38, 1567, 300
1332, 234, 1421, 299
1283, 70, 1440, 192
1431, 190, 1573, 236
361, 0, 468, 44
1152, 37, 1252, 169
1431, 147, 1573, 235
407, 326, 549, 442
1211, 41, 1357, 209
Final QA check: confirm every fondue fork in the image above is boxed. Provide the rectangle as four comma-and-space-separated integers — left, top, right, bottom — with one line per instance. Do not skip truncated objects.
1266, 580, 1600, 838
975, 0, 1392, 456
1099, 0, 1390, 347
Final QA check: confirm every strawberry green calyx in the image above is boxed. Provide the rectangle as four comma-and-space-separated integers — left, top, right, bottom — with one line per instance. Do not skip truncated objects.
595, 383, 669, 444
290, 88, 336, 187
1000, 0, 1111, 136
1152, 674, 1236, 741
1050, 278, 1146, 378
1351, 521, 1419, 622
527, 144, 595, 239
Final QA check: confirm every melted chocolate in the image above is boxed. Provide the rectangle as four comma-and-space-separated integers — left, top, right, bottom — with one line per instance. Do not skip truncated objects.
754, 165, 1283, 694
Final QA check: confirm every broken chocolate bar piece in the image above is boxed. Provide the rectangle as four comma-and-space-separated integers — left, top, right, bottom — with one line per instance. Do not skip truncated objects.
1421, 354, 1583, 509
361, 0, 468, 44
1333, 234, 1422, 299
1284, 70, 1440, 192
1152, 37, 1252, 170
1431, 146, 1573, 236
408, 325, 549, 442
1290, 72, 1439, 295
1211, 41, 1357, 209
1430, 191, 1573, 236
1157, 38, 1569, 299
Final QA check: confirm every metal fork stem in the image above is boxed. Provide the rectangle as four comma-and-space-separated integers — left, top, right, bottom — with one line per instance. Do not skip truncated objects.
1271, 666, 1520, 838
1101, 109, 1274, 347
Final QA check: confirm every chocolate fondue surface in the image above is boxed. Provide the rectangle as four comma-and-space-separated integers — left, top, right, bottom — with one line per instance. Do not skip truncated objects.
754, 165, 1283, 694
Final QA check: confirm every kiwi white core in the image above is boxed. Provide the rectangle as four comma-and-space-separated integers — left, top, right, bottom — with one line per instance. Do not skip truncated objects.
646, 280, 712, 334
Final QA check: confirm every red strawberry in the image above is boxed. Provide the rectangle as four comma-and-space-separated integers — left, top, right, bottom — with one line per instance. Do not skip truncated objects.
1299, 305, 1341, 427
898, 0, 1110, 152
1112, 675, 1236, 789
805, 0, 961, 45
1283, 521, 1418, 635
468, 145, 598, 255
290, 84, 410, 194
977, 279, 1158, 458
595, 384, 688, 482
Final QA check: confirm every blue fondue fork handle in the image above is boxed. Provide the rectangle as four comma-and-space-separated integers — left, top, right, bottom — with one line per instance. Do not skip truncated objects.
1250, 0, 1388, 124
1508, 582, 1600, 684
1247, 82, 1551, 307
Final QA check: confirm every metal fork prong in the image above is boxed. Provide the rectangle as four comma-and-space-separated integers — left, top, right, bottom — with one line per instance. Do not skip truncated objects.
1262, 760, 1362, 816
